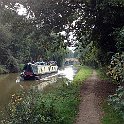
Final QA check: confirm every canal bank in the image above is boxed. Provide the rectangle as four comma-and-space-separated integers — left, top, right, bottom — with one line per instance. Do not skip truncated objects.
0, 66, 9, 74
0, 66, 92, 123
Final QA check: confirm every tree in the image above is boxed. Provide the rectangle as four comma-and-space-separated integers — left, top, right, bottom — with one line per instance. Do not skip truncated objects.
0, 0, 69, 70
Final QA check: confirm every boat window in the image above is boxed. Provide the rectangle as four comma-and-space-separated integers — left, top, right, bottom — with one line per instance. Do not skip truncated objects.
40, 62, 44, 65
32, 65, 38, 73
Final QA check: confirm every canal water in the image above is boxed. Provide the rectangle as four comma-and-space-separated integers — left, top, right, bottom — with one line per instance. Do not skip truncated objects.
0, 66, 77, 120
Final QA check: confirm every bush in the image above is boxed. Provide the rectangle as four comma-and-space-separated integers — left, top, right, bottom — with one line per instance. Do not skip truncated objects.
18, 64, 25, 71
2, 90, 64, 124
0, 65, 8, 74
102, 103, 124, 124
1, 82, 80, 124
108, 86, 124, 119
107, 52, 124, 84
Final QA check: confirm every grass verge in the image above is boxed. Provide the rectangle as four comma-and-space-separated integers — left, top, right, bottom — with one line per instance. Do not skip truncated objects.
40, 66, 92, 124
73, 66, 93, 84
3, 66, 93, 124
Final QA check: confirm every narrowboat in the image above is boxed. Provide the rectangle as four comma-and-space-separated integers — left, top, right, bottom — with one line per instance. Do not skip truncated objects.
20, 61, 58, 80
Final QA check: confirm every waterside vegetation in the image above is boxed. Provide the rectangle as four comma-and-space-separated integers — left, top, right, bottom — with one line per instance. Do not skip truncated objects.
0, 66, 9, 74
1, 66, 92, 124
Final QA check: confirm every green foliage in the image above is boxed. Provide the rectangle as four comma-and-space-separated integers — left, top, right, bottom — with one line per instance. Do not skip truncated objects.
102, 103, 124, 124
0, 0, 124, 70
1, 0, 123, 75
1, 0, 123, 70
76, 41, 99, 67
102, 86, 124, 124
96, 68, 109, 81
0, 1, 68, 70
2, 84, 79, 124
107, 52, 124, 84
116, 27, 124, 51
108, 86, 124, 119
102, 52, 124, 124
66, 48, 74, 58
47, 84, 80, 124
18, 64, 25, 71
0, 65, 9, 74
72, 0, 124, 66
3, 90, 64, 124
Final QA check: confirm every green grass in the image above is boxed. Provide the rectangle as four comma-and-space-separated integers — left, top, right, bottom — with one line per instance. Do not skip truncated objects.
42, 66, 93, 124
41, 84, 80, 124
102, 103, 124, 124
73, 66, 93, 84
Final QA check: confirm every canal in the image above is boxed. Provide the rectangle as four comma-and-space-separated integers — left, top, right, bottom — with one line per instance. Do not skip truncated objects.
0, 66, 77, 120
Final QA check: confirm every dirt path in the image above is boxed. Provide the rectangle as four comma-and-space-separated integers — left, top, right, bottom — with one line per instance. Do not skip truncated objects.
75, 70, 117, 124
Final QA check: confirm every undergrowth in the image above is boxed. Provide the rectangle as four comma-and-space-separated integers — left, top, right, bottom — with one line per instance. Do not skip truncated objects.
102, 103, 124, 124
0, 65, 8, 74
1, 66, 92, 124
97, 69, 124, 124
96, 68, 109, 81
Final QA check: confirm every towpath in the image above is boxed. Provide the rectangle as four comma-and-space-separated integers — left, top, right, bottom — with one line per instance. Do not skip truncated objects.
75, 70, 116, 124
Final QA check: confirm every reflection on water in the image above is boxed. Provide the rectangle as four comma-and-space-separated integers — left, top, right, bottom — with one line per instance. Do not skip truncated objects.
58, 65, 76, 80
0, 65, 77, 120
19, 75, 58, 91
